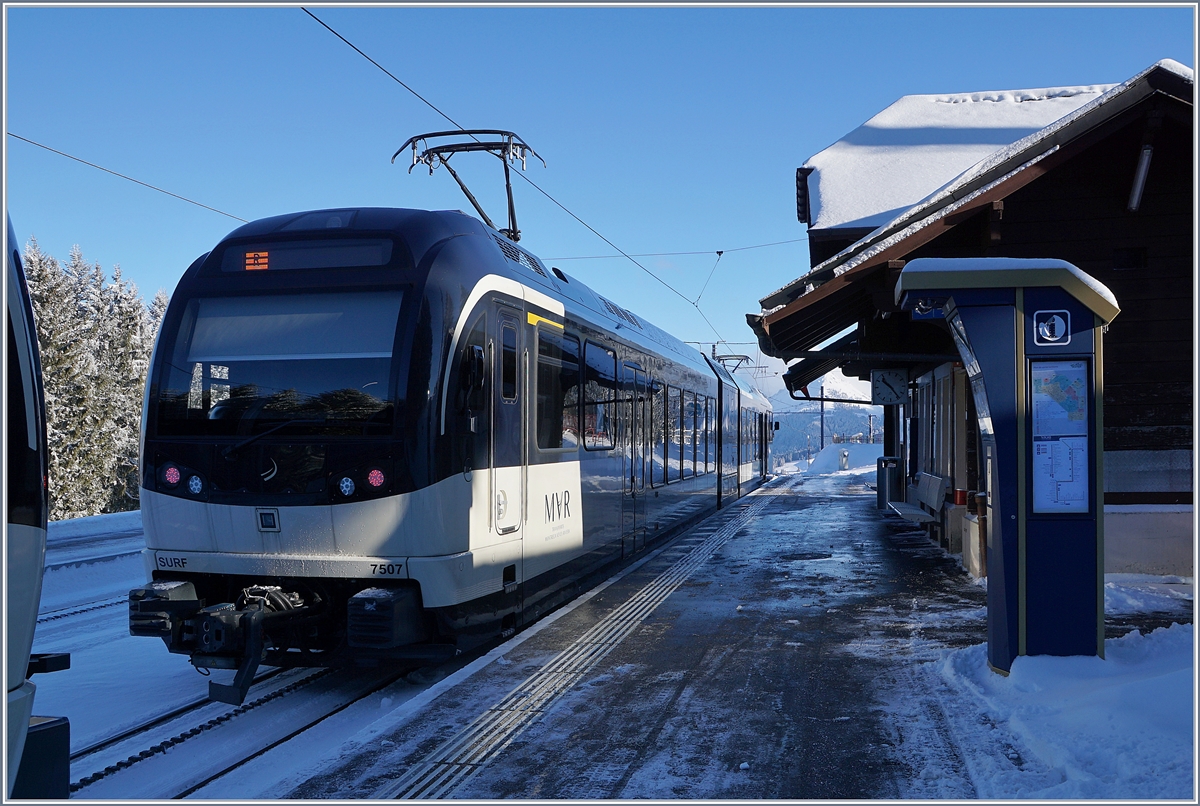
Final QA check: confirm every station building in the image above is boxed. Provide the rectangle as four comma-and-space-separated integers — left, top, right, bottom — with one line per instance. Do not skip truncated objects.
749, 59, 1194, 577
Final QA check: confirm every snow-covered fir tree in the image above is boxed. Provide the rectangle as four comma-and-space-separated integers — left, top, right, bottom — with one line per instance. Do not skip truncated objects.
22, 238, 167, 520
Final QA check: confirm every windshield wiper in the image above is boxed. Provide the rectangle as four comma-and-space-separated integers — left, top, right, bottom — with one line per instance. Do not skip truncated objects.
221, 417, 329, 459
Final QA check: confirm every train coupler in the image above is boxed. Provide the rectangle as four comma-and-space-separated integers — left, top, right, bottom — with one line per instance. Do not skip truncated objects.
203, 606, 268, 706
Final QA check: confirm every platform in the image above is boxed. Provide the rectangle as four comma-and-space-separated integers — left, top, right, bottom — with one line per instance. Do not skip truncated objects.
287, 472, 994, 799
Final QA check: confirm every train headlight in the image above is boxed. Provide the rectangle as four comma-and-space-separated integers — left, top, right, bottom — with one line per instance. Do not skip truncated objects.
367, 468, 386, 489
163, 465, 181, 487
188, 475, 204, 495
339, 477, 355, 496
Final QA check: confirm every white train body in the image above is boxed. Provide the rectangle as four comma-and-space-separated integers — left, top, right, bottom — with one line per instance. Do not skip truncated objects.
130, 208, 772, 704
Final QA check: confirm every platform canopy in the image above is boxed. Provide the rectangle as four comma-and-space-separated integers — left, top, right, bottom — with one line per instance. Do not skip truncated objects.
896, 257, 1120, 325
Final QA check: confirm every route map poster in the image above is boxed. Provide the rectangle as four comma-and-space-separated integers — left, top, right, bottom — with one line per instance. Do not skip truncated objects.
1030, 360, 1089, 514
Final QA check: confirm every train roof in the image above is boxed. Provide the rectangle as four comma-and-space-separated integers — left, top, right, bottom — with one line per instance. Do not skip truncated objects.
212, 207, 714, 378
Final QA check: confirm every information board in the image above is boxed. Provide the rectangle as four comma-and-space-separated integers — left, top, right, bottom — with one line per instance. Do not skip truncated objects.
1030, 360, 1089, 513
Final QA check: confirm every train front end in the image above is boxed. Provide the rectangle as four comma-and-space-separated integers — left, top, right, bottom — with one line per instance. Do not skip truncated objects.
130, 208, 474, 704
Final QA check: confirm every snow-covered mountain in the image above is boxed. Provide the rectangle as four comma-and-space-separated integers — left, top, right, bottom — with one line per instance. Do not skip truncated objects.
767, 371, 883, 465
769, 370, 874, 413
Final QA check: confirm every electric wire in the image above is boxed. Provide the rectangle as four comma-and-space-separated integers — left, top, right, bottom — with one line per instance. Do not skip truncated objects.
511, 168, 702, 310
299, 7, 736, 351
6, 133, 248, 223
547, 236, 807, 260
694, 251, 722, 305
300, 8, 468, 132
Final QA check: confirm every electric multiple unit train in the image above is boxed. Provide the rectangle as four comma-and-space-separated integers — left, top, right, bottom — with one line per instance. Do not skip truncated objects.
129, 207, 772, 704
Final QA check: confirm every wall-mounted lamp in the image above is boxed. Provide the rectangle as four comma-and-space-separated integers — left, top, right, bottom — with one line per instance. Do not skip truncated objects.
1126, 144, 1154, 213
1127, 110, 1163, 214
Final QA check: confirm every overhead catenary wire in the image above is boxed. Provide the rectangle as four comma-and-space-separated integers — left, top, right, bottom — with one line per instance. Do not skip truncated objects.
299, 7, 738, 351
7, 132, 248, 224
694, 251, 722, 305
546, 236, 808, 261
6, 127, 770, 360
300, 8, 468, 132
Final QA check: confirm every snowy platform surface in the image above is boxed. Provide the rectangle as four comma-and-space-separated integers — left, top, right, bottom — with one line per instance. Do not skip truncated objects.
34, 475, 1193, 799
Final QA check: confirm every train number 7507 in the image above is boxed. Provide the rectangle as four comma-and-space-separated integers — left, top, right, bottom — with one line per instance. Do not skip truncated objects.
369, 562, 404, 576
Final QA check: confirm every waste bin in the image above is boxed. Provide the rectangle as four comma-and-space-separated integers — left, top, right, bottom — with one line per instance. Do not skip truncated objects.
877, 456, 900, 510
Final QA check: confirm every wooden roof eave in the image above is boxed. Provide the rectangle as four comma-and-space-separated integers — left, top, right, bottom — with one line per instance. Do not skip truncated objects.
758, 152, 1065, 359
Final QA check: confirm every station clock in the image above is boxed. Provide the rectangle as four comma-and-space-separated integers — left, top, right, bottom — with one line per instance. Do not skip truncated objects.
870, 369, 908, 405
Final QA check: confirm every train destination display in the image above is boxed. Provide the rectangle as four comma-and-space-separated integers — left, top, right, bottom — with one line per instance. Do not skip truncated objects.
1030, 360, 1089, 514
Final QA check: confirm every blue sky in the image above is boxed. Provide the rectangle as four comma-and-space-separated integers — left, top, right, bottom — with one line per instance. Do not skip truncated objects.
4, 5, 1194, 392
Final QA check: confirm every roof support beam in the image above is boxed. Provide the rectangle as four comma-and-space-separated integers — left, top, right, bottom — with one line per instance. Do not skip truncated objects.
783, 350, 961, 363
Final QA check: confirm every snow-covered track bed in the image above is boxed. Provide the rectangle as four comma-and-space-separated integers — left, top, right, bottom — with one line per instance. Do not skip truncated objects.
44, 514, 146, 570
43, 549, 142, 573
68, 665, 402, 799
68, 668, 289, 764
36, 595, 127, 625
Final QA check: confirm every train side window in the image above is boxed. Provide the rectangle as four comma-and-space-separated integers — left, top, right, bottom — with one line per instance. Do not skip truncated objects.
710, 396, 718, 473
458, 314, 487, 413
682, 391, 695, 479
650, 382, 665, 486
457, 314, 489, 469
739, 410, 748, 460
535, 328, 580, 450
667, 385, 681, 480
702, 396, 711, 474
583, 341, 616, 450
501, 323, 517, 401
7, 315, 41, 528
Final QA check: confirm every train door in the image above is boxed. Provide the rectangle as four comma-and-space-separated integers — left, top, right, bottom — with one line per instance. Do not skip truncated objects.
621, 364, 647, 555
761, 412, 769, 478
729, 395, 739, 501
492, 306, 524, 536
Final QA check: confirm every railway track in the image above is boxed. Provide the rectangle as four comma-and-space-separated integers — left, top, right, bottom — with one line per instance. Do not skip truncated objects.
37, 595, 127, 625
69, 664, 405, 799
68, 668, 289, 764
43, 550, 142, 573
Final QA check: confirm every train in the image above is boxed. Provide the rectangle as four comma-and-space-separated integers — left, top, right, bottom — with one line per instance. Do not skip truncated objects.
6, 214, 53, 796
128, 207, 773, 704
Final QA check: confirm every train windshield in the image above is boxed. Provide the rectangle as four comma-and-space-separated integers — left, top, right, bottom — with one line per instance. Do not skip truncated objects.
153, 291, 402, 437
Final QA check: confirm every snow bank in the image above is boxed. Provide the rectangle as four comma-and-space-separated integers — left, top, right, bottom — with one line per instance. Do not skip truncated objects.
48, 509, 142, 541
938, 624, 1194, 799
1104, 573, 1194, 615
804, 442, 883, 474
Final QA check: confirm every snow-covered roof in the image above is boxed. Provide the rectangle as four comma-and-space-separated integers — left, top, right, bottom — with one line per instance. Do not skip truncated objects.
761, 59, 1194, 314
804, 85, 1113, 232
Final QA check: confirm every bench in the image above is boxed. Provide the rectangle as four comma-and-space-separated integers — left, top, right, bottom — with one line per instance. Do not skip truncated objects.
888, 473, 948, 524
